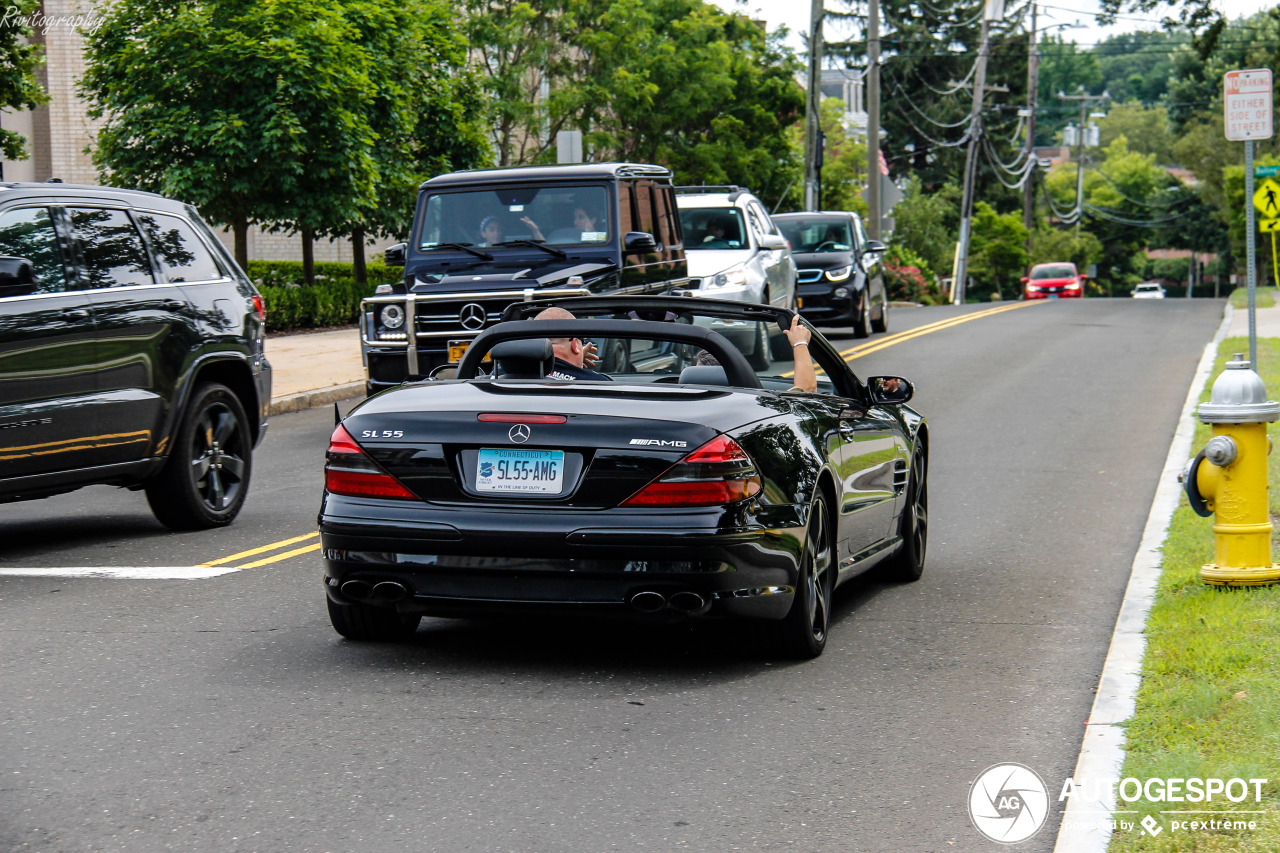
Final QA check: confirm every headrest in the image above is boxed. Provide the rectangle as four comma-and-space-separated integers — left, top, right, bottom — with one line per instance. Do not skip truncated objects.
678, 364, 730, 386
491, 338, 554, 379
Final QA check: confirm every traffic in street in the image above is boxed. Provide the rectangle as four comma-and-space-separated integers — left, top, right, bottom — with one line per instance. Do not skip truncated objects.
1, 297, 1224, 852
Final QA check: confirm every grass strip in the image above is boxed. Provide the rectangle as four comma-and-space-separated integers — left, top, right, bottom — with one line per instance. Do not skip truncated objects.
1229, 286, 1277, 309
1109, 336, 1280, 851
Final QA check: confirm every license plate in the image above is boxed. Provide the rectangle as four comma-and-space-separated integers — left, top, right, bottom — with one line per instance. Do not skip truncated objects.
448, 339, 472, 362
476, 448, 565, 494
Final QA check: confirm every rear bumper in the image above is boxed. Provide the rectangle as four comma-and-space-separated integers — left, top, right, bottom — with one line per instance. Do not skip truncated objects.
319, 500, 804, 621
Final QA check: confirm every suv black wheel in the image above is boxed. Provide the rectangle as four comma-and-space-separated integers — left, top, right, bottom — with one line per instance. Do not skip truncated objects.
327, 597, 422, 641
852, 292, 871, 339
883, 446, 927, 582
145, 382, 252, 529
758, 494, 833, 659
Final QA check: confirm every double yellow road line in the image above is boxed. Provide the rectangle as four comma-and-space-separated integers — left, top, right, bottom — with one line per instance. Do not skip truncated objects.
838, 300, 1042, 363
198, 532, 321, 570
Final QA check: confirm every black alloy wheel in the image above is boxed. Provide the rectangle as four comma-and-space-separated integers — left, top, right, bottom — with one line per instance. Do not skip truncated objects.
327, 596, 422, 641
761, 493, 834, 659
851, 291, 871, 339
145, 382, 252, 530
884, 445, 927, 582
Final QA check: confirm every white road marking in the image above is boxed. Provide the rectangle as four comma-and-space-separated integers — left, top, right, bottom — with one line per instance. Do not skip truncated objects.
0, 566, 241, 580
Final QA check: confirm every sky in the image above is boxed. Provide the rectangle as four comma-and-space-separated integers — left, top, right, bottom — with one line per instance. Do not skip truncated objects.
712, 0, 1278, 56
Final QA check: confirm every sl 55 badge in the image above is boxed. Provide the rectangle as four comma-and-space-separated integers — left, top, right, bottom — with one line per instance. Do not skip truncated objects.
361, 429, 404, 439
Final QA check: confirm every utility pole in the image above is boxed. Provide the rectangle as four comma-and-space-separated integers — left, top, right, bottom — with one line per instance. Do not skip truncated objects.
1022, 2, 1038, 262
1060, 90, 1106, 237
804, 0, 825, 211
867, 0, 881, 237
952, 0, 1000, 305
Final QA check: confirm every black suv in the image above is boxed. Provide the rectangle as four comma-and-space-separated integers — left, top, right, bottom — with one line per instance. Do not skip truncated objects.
0, 183, 271, 528
363, 163, 691, 394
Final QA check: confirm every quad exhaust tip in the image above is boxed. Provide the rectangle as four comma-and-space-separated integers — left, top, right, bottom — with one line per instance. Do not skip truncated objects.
629, 590, 708, 614
668, 591, 707, 614
630, 591, 666, 613
339, 580, 409, 602
340, 580, 373, 600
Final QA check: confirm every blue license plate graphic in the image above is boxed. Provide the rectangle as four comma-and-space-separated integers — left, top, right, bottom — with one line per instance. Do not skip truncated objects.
476, 448, 565, 494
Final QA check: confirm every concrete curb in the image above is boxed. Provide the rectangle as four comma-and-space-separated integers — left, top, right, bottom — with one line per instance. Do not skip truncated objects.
1051, 304, 1232, 851
268, 382, 365, 416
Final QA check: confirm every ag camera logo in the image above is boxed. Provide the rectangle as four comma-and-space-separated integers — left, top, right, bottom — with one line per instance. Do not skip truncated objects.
969, 763, 1050, 844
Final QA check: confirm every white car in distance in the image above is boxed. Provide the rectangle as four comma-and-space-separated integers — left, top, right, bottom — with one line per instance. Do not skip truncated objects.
1132, 282, 1166, 299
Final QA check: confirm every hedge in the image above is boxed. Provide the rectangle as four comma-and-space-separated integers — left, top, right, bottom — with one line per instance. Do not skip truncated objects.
249, 261, 405, 332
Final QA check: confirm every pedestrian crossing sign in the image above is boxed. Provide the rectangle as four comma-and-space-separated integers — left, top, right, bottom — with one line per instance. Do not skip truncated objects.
1254, 179, 1280, 216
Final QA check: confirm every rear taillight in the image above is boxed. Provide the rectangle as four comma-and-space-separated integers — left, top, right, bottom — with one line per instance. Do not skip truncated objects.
622, 435, 762, 507
324, 425, 416, 499
252, 294, 266, 322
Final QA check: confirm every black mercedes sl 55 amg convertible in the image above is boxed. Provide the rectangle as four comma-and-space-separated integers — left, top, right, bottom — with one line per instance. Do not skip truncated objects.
319, 296, 927, 658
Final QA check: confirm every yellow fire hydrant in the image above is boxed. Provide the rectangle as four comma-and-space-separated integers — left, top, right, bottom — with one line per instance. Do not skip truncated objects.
1181, 353, 1280, 586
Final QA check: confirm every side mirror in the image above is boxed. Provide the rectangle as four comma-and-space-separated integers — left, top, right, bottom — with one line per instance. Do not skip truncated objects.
1079, 274, 1089, 280
384, 242, 407, 267
623, 231, 659, 255
864, 240, 888, 254
1020, 276, 1029, 283
759, 233, 787, 251
0, 256, 37, 297
868, 376, 913, 405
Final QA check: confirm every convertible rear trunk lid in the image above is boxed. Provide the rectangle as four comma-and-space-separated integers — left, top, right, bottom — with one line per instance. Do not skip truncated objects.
341, 380, 777, 509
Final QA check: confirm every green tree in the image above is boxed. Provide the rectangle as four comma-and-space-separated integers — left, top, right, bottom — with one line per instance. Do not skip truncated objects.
1029, 227, 1103, 275
889, 178, 960, 282
0, 0, 47, 163
967, 201, 1028, 301
321, 0, 488, 282
1094, 30, 1188, 104
779, 97, 869, 214
1044, 135, 1179, 289
83, 0, 387, 272
1096, 102, 1174, 164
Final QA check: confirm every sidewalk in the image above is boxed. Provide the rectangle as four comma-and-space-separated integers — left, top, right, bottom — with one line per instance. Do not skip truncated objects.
265, 327, 364, 415
261, 301, 1280, 416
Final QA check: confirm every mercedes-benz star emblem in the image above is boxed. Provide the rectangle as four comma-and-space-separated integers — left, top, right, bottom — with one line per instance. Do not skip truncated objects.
508, 424, 531, 443
459, 303, 487, 331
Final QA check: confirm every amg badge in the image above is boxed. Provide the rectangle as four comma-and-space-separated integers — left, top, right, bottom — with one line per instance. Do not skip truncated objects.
629, 438, 688, 447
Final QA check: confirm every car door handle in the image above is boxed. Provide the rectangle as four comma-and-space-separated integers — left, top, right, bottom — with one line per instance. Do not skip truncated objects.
838, 422, 856, 436
60, 308, 90, 320
162, 299, 186, 310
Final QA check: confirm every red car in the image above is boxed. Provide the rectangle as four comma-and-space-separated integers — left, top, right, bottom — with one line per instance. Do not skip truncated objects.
1022, 263, 1086, 299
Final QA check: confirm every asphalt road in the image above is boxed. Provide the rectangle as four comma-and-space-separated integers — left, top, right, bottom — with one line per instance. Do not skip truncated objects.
1, 296, 1225, 852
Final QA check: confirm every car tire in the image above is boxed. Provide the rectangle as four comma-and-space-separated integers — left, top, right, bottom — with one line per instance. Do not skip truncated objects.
748, 321, 773, 371
871, 291, 888, 333
145, 382, 252, 530
852, 292, 871, 339
327, 596, 422, 641
759, 493, 833, 659
883, 445, 927, 582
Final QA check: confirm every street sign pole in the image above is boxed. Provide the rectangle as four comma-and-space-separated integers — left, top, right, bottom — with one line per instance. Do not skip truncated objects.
1247, 140, 1258, 368
1225, 68, 1273, 368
